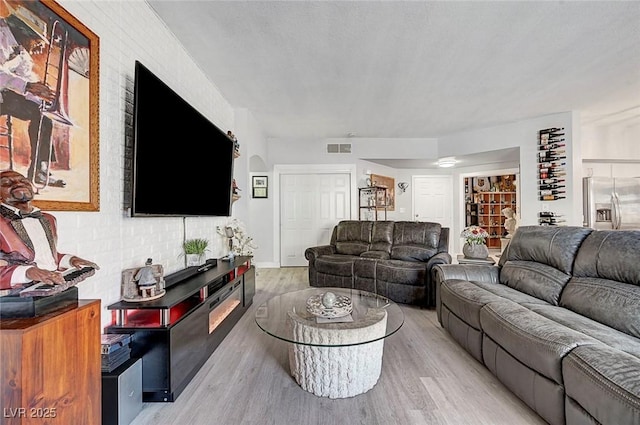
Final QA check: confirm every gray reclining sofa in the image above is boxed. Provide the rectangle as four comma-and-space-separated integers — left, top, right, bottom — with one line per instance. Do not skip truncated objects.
434, 225, 640, 425
305, 220, 451, 307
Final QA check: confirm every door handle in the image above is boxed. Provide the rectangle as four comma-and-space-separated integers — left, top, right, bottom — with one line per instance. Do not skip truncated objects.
614, 193, 622, 229
610, 194, 617, 229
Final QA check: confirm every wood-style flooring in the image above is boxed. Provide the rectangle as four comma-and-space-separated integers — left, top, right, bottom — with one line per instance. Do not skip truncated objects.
129, 267, 546, 425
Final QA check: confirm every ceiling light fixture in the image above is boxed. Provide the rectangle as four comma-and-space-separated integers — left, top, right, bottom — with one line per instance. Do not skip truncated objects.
437, 157, 457, 168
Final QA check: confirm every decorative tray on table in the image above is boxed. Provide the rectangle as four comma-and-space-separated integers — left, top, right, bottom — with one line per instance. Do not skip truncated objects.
306, 292, 353, 318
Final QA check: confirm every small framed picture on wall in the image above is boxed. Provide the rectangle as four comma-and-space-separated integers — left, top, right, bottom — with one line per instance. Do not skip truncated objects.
252, 176, 268, 198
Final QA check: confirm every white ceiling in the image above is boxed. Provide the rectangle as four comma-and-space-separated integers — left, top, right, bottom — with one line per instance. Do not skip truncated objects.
148, 1, 640, 167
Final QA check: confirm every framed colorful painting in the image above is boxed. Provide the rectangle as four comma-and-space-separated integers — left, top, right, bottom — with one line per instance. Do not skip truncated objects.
0, 0, 99, 211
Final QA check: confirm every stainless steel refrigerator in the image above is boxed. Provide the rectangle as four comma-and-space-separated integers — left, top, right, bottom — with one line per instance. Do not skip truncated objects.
583, 177, 640, 230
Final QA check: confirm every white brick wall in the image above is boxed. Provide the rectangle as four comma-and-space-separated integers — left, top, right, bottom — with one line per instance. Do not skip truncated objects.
53, 0, 238, 330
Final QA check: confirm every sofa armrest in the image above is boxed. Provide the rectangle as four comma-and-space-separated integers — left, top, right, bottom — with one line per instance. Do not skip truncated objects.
305, 245, 336, 263
433, 264, 500, 323
433, 264, 500, 285
426, 252, 452, 270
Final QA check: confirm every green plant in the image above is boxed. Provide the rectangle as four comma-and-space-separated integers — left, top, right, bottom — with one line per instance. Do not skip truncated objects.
183, 238, 209, 255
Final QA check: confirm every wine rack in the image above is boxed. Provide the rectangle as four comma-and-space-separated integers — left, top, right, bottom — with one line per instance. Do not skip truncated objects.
538, 127, 566, 201
538, 211, 565, 226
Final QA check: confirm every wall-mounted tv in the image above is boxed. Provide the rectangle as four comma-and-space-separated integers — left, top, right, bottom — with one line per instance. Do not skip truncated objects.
131, 61, 234, 217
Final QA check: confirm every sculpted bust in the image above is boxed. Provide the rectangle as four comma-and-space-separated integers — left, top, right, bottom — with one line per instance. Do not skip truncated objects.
502, 207, 518, 237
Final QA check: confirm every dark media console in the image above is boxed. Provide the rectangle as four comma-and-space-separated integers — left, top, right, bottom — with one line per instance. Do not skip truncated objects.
106, 257, 255, 402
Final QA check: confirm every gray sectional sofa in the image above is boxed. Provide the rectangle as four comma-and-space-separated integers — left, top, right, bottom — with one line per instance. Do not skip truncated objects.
434, 225, 640, 425
305, 220, 451, 307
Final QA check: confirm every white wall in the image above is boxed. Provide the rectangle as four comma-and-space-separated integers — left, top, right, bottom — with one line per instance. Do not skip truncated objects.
582, 119, 640, 160
234, 108, 272, 266
53, 1, 245, 329
267, 137, 438, 167
439, 112, 579, 229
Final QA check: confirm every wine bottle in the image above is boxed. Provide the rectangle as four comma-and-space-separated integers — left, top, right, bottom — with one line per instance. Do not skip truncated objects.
538, 158, 567, 168
539, 156, 567, 162
539, 127, 565, 134
539, 166, 566, 173
539, 190, 566, 196
540, 149, 566, 155
539, 178, 566, 184
539, 195, 566, 201
539, 169, 567, 174
539, 143, 566, 150
539, 184, 566, 190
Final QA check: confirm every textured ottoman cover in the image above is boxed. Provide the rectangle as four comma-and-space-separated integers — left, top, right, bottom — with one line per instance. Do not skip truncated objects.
287, 309, 388, 399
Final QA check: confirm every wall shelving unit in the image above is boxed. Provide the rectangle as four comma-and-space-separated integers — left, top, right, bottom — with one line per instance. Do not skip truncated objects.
476, 191, 517, 249
358, 186, 388, 220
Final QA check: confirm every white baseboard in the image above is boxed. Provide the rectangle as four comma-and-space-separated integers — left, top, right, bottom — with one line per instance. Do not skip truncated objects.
253, 261, 281, 269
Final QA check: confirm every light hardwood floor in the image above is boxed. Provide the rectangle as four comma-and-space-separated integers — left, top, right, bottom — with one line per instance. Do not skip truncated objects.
129, 267, 546, 425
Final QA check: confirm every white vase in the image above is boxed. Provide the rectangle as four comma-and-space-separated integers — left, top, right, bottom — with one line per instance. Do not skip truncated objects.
186, 253, 203, 267
463, 243, 489, 259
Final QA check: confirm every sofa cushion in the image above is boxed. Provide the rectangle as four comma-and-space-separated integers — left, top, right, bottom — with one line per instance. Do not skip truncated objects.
560, 277, 640, 339
563, 344, 640, 425
524, 302, 640, 358
440, 280, 507, 330
391, 221, 441, 261
370, 221, 394, 254
480, 300, 597, 385
314, 254, 358, 277
500, 261, 571, 306
359, 251, 390, 260
501, 226, 592, 275
334, 221, 373, 255
354, 258, 427, 287
573, 229, 640, 287
470, 280, 552, 306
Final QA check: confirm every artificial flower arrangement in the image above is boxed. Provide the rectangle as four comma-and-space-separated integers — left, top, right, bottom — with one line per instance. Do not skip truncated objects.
216, 218, 258, 256
460, 225, 489, 245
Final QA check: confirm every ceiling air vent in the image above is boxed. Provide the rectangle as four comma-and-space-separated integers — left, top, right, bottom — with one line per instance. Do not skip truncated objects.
327, 143, 352, 153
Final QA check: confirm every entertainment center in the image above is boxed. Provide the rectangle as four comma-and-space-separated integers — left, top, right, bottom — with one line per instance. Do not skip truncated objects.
106, 257, 255, 402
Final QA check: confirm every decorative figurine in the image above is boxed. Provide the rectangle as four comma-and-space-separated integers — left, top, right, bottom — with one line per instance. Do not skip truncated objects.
135, 258, 157, 298
121, 259, 165, 302
0, 170, 99, 294
227, 130, 240, 155
502, 207, 518, 237
232, 179, 241, 195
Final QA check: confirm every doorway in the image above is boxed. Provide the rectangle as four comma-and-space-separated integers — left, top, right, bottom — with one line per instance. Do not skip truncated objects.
412, 175, 454, 251
276, 166, 355, 267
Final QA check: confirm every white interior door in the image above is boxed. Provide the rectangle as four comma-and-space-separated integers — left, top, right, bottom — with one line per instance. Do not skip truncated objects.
412, 176, 454, 250
280, 173, 351, 266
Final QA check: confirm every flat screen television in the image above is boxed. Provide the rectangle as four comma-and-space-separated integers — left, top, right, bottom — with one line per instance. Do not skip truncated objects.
131, 61, 234, 217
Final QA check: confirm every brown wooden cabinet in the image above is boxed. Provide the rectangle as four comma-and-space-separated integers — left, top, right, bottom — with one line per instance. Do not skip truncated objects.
0, 300, 101, 425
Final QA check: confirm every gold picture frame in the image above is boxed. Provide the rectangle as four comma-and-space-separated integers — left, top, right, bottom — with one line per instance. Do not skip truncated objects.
1, 0, 100, 211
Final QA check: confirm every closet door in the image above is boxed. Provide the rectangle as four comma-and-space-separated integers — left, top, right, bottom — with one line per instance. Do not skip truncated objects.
280, 173, 350, 267
412, 175, 453, 251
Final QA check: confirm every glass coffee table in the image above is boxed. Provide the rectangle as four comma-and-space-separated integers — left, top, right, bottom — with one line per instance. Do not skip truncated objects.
255, 287, 404, 398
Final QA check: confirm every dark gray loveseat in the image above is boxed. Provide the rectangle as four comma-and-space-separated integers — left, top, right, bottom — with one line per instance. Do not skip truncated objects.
434, 226, 640, 425
305, 220, 451, 307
